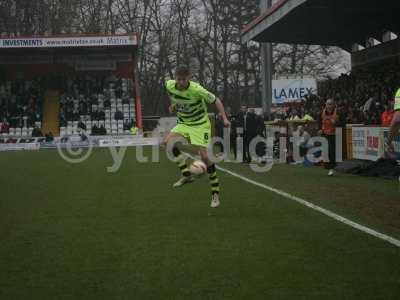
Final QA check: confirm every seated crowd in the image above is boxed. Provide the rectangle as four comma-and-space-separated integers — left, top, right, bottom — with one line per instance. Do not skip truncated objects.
0, 78, 44, 136
59, 74, 136, 136
271, 60, 400, 127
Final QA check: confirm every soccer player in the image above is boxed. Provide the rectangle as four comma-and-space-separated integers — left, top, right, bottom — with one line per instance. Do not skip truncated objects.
161, 65, 230, 208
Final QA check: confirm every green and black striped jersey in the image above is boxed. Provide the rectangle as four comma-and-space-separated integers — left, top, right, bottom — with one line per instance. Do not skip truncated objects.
166, 80, 216, 126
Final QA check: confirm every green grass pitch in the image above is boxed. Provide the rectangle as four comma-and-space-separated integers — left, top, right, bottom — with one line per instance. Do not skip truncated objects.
1, 147, 400, 299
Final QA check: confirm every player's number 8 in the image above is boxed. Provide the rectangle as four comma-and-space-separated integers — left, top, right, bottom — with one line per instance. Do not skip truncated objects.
204, 133, 209, 141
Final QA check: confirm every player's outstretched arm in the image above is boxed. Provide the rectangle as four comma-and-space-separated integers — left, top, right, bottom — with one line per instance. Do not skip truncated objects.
214, 98, 230, 128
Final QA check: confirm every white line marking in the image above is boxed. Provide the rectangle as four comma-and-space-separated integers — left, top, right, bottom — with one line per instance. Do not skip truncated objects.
217, 164, 400, 248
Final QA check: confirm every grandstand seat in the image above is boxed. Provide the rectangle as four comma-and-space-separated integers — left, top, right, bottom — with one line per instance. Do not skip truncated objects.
15, 128, 22, 136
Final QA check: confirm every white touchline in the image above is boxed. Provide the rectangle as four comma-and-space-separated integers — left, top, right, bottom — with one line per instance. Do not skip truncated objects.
183, 152, 400, 248
216, 164, 400, 248
217, 166, 400, 247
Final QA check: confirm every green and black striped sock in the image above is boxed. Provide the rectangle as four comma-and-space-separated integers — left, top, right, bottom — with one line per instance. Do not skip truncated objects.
172, 146, 191, 177
207, 164, 220, 195
177, 156, 191, 177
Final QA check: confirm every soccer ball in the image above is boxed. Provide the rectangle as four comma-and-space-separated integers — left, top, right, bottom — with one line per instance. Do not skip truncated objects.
190, 160, 207, 176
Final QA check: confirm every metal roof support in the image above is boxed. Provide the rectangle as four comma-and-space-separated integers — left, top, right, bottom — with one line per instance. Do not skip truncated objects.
260, 0, 273, 119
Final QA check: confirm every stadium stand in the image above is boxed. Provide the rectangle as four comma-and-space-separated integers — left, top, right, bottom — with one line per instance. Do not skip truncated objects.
272, 60, 400, 125
0, 74, 136, 138
244, 0, 400, 128
0, 34, 141, 138
58, 74, 136, 136
0, 78, 44, 137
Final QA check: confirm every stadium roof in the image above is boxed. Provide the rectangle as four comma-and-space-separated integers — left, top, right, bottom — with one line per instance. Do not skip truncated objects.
242, 0, 400, 50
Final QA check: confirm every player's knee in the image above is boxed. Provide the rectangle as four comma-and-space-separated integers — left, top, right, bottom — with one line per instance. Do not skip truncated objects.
199, 152, 210, 166
161, 135, 171, 147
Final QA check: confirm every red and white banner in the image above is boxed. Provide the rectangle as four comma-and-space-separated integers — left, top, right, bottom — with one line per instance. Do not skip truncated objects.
352, 127, 383, 161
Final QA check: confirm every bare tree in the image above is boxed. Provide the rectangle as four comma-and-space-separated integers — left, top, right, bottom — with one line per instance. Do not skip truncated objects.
0, 0, 348, 115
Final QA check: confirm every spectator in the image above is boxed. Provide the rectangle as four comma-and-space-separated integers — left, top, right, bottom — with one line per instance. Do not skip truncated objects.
99, 125, 107, 135
381, 101, 394, 127
0, 119, 9, 133
97, 109, 105, 120
245, 108, 258, 162
123, 119, 133, 131
78, 120, 87, 131
273, 131, 281, 159
295, 125, 311, 158
236, 105, 249, 162
114, 110, 124, 120
229, 113, 238, 160
91, 108, 99, 121
215, 113, 225, 153
320, 99, 338, 176
32, 126, 43, 137
45, 132, 54, 142
104, 98, 111, 108
92, 124, 99, 135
